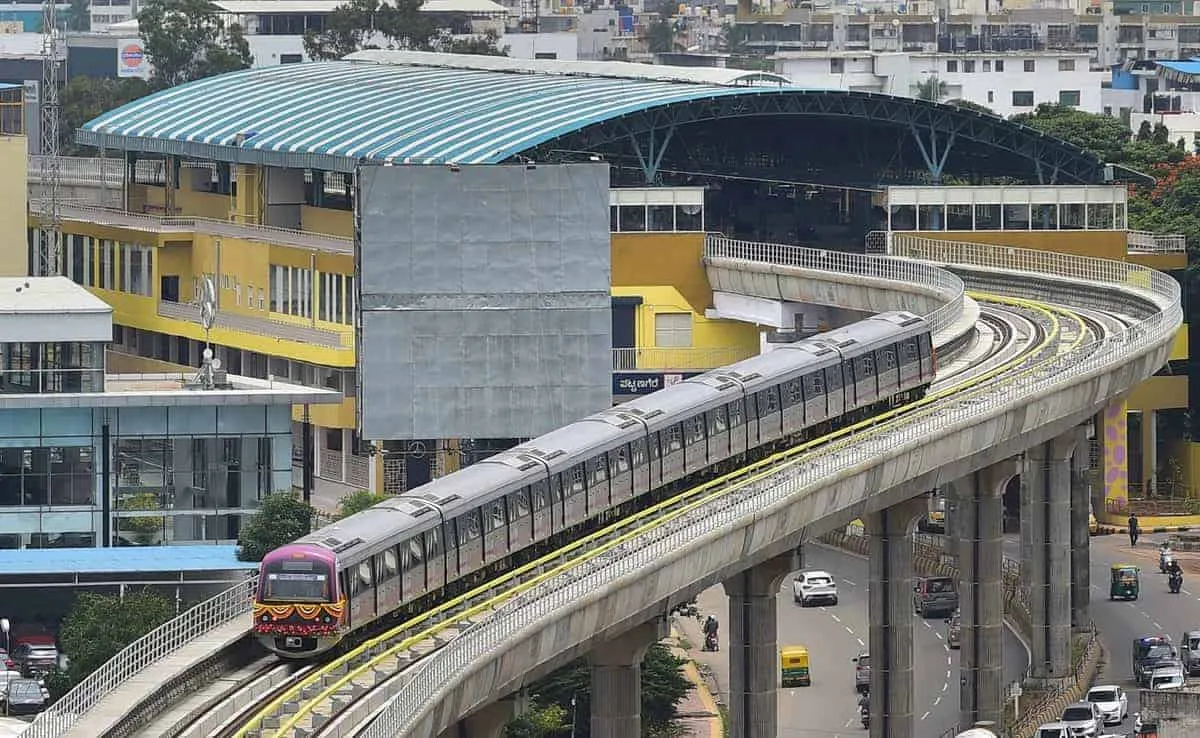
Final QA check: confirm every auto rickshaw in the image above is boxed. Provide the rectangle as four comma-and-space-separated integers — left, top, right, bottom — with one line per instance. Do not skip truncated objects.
780, 646, 811, 687
1111, 563, 1140, 601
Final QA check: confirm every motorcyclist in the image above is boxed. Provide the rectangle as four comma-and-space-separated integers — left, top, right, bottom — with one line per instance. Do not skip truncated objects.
703, 615, 719, 649
1161, 541, 1174, 571
858, 690, 870, 714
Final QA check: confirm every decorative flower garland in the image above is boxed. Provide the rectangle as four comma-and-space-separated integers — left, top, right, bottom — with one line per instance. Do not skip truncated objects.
255, 621, 340, 637
253, 599, 346, 622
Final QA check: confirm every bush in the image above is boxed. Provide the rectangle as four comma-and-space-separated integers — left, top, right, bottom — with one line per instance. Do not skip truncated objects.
117, 492, 165, 540
337, 490, 389, 520
58, 589, 175, 687
237, 493, 314, 562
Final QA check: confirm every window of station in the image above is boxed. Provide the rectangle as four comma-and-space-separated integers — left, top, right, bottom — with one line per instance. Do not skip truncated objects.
270, 264, 313, 318
886, 187, 1127, 232
0, 342, 104, 394
318, 272, 355, 325
0, 446, 95, 507
609, 189, 705, 233
654, 313, 693, 348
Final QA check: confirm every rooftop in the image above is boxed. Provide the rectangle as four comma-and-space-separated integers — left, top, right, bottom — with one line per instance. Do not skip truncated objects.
0, 544, 257, 576
210, 0, 509, 14
0, 371, 345, 409
0, 276, 110, 315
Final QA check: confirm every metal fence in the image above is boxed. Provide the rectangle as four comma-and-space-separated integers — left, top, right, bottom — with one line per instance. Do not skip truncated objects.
707, 234, 966, 337
363, 235, 1180, 738
1127, 230, 1187, 254
24, 578, 256, 738
611, 346, 757, 371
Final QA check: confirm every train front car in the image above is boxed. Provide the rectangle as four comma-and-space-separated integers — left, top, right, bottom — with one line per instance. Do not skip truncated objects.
252, 543, 345, 658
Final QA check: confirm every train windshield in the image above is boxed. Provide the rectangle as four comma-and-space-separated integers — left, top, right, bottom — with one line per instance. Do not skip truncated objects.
263, 559, 333, 602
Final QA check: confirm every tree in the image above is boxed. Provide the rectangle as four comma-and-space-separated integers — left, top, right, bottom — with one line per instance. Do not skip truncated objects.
67, 0, 91, 31
138, 0, 253, 89
505, 644, 691, 737
57, 590, 175, 687
303, 0, 508, 60
945, 98, 997, 117
237, 493, 314, 561
646, 20, 675, 54
117, 492, 165, 544
1009, 103, 1132, 166
912, 76, 947, 102
337, 489, 388, 519
59, 76, 152, 155
436, 28, 508, 56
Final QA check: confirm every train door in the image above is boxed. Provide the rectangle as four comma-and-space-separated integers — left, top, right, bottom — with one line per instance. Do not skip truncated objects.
423, 527, 443, 595
727, 398, 747, 457
376, 548, 401, 613
824, 365, 844, 419
586, 454, 610, 514
531, 478, 552, 541
877, 346, 899, 399
350, 559, 377, 622
707, 406, 730, 462
630, 436, 649, 497
507, 487, 534, 549
482, 499, 507, 563
455, 509, 484, 573
564, 466, 587, 527
441, 520, 459, 582
609, 445, 632, 506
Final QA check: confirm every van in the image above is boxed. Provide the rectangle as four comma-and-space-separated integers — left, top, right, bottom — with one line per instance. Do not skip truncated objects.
914, 576, 958, 618
1179, 630, 1200, 676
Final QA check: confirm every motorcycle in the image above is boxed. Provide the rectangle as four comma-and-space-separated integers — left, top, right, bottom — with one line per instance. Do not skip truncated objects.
1170, 571, 1184, 594
703, 631, 719, 652
860, 705, 869, 729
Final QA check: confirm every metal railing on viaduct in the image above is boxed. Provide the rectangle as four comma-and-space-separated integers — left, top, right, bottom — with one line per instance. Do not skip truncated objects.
24, 232, 1182, 738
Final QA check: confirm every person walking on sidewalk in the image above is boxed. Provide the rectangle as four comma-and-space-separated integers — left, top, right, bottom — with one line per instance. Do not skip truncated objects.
1129, 512, 1140, 547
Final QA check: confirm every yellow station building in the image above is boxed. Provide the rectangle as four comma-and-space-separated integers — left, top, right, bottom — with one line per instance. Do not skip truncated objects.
12, 54, 1192, 522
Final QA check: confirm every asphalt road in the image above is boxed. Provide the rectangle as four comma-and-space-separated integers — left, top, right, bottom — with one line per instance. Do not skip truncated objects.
1086, 532, 1200, 730
683, 544, 1028, 737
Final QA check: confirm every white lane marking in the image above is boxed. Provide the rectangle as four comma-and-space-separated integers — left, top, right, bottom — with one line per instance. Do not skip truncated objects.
921, 711, 931, 720
857, 638, 866, 647
846, 626, 854, 634
944, 645, 950, 653
935, 632, 943, 640
942, 683, 948, 692
923, 621, 933, 629
843, 579, 857, 586
831, 614, 842, 623
844, 718, 856, 728
1154, 622, 1163, 629
946, 669, 952, 679
1183, 589, 1192, 596
933, 696, 941, 706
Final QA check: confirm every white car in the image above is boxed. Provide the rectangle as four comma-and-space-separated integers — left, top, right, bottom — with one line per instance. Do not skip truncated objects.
792, 571, 838, 607
1035, 723, 1071, 738
1085, 685, 1128, 726
1149, 665, 1185, 691
1059, 702, 1102, 737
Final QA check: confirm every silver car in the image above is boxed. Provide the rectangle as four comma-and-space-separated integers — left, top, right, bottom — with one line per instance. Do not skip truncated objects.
1059, 702, 1101, 737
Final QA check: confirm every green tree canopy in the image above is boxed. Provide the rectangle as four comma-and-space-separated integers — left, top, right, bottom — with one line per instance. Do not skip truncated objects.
302, 0, 506, 60
138, 0, 253, 89
67, 0, 91, 31
1009, 103, 1133, 166
337, 489, 388, 519
504, 643, 691, 737
646, 20, 675, 54
60, 76, 151, 155
912, 76, 947, 102
945, 98, 997, 117
58, 589, 175, 686
237, 493, 314, 561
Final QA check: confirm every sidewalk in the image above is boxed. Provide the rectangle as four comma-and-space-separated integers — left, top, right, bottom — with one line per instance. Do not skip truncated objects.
668, 585, 730, 738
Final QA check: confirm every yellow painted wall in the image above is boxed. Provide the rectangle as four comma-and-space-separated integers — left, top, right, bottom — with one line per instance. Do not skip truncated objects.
612, 232, 712, 312
911, 230, 1129, 260
0, 133, 27, 276
1171, 325, 1189, 363
292, 398, 356, 429
1130, 252, 1188, 271
301, 206, 354, 238
613, 284, 759, 363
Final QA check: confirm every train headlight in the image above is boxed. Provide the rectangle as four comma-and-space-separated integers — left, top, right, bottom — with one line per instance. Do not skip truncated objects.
261, 614, 271, 622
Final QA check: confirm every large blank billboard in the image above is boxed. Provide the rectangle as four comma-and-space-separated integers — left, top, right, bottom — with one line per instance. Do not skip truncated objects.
356, 163, 612, 440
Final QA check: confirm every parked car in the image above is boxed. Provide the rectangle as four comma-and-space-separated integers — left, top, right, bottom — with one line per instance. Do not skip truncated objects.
1035, 723, 1071, 738
1059, 701, 1101, 736
1084, 685, 1128, 726
0, 677, 48, 716
852, 652, 870, 693
1179, 630, 1200, 676
913, 576, 958, 618
11, 642, 57, 677
945, 611, 961, 649
793, 571, 838, 607
1149, 664, 1185, 691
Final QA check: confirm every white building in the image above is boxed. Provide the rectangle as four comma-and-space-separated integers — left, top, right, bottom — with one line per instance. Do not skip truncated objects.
773, 50, 1106, 116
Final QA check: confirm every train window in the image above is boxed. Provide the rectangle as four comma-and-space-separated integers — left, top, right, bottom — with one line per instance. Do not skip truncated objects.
825, 366, 842, 391
881, 349, 896, 370
667, 424, 683, 452
631, 437, 647, 467
512, 488, 530, 519
457, 511, 481, 544
728, 399, 743, 426
901, 339, 918, 362
532, 480, 549, 511
614, 446, 630, 473
551, 474, 565, 501
589, 455, 608, 485
570, 465, 585, 494
357, 561, 373, 586
649, 433, 662, 459
855, 355, 875, 378
381, 550, 399, 579
714, 406, 727, 432
685, 416, 703, 445
747, 394, 759, 419
758, 388, 779, 413
487, 501, 506, 530
784, 379, 802, 406
424, 528, 441, 559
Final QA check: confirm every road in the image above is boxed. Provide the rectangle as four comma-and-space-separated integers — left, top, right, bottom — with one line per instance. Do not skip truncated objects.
1085, 531, 1200, 728
681, 544, 1028, 737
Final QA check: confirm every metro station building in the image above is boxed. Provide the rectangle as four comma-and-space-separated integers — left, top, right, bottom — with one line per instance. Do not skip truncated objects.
21, 52, 1191, 522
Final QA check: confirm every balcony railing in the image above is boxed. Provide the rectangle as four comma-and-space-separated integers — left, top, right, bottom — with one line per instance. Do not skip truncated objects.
157, 300, 352, 350
29, 199, 353, 254
1127, 230, 1187, 254
29, 155, 164, 187
612, 346, 757, 371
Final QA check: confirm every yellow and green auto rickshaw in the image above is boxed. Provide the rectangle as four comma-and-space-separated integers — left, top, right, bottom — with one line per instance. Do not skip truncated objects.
1110, 563, 1140, 601
780, 646, 811, 687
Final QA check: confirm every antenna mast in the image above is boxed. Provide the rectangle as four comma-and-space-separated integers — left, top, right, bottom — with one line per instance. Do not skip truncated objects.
38, 0, 61, 277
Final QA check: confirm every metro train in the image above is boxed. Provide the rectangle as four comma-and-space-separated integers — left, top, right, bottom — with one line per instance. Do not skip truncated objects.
252, 311, 937, 658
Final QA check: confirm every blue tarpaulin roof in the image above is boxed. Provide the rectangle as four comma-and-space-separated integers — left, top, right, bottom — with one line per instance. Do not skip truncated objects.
0, 545, 257, 576
1158, 60, 1200, 78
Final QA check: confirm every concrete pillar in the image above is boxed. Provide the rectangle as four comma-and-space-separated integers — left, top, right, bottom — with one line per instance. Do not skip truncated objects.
589, 619, 668, 738
1070, 428, 1092, 631
864, 498, 925, 738
952, 460, 1017, 729
1019, 470, 1032, 592
1026, 435, 1074, 681
722, 553, 792, 738
436, 693, 527, 738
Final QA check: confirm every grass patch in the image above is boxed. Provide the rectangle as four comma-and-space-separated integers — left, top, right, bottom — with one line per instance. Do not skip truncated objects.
719, 705, 729, 737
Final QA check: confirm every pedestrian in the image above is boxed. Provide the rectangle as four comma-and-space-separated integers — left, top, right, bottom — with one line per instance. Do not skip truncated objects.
1129, 512, 1140, 547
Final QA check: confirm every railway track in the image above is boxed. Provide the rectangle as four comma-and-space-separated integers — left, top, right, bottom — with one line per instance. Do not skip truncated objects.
157, 293, 1082, 738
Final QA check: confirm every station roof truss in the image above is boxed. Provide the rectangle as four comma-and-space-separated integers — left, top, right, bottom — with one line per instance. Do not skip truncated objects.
78, 51, 1107, 185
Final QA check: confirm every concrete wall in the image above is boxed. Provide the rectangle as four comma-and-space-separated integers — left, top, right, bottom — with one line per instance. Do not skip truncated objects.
0, 132, 27, 277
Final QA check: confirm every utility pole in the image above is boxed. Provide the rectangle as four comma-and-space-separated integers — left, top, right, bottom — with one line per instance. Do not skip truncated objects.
38, 0, 62, 277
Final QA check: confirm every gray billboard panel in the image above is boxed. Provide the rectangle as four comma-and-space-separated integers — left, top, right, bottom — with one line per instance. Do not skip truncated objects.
357, 163, 612, 440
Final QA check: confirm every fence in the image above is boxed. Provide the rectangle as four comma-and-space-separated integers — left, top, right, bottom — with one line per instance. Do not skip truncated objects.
360, 234, 1177, 738
611, 346, 757, 371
